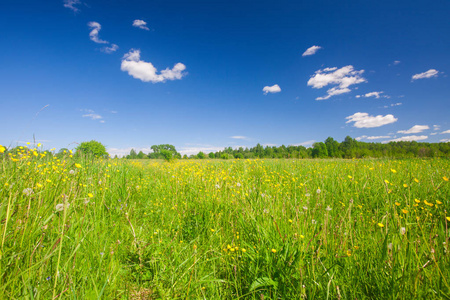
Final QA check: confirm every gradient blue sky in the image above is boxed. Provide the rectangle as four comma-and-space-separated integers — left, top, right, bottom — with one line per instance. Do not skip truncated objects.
1, 0, 449, 156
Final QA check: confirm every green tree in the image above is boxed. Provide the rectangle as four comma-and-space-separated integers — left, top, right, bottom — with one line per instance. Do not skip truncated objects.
197, 151, 206, 159
76, 140, 108, 158
208, 152, 215, 159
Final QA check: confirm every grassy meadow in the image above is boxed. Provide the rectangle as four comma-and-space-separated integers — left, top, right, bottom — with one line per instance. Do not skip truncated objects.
1, 148, 450, 299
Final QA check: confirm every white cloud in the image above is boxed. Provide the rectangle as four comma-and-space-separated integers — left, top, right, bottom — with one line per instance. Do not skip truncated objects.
383, 103, 402, 108
101, 44, 118, 54
440, 139, 450, 143
356, 135, 390, 141
121, 49, 187, 83
132, 20, 150, 30
63, 0, 81, 12
88, 22, 109, 44
356, 91, 385, 99
293, 140, 315, 148
177, 146, 228, 156
412, 69, 439, 81
308, 65, 366, 100
441, 130, 450, 134
387, 135, 428, 142
82, 113, 102, 120
263, 84, 281, 95
434, 125, 440, 131
302, 45, 322, 57
346, 112, 397, 128
393, 60, 401, 65
230, 136, 248, 140
430, 132, 438, 135
397, 125, 429, 134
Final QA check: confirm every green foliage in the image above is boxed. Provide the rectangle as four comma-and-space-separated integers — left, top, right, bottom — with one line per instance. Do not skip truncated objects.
76, 140, 108, 158
196, 151, 206, 159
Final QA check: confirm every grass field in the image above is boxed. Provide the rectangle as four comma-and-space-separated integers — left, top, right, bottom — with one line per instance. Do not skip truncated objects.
1, 149, 449, 299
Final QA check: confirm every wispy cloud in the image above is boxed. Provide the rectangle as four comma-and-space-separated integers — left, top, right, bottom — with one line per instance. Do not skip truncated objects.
387, 135, 428, 142
383, 103, 402, 108
393, 60, 401, 65
441, 130, 450, 134
88, 22, 108, 44
121, 49, 187, 83
230, 136, 248, 140
132, 20, 150, 30
412, 69, 439, 81
355, 135, 390, 141
262, 84, 281, 95
81, 109, 104, 122
356, 91, 388, 99
293, 140, 315, 147
308, 65, 366, 100
397, 125, 429, 134
440, 139, 450, 143
302, 45, 322, 57
434, 125, 441, 131
346, 112, 397, 128
63, 0, 81, 12
101, 44, 119, 54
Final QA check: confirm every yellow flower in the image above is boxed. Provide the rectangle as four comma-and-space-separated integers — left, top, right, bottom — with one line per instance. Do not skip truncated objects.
271, 249, 277, 253
395, 202, 400, 206
88, 193, 94, 198
377, 223, 384, 228
402, 209, 408, 214
424, 200, 433, 207
391, 169, 397, 173
403, 184, 408, 188
75, 163, 82, 169
436, 200, 442, 205
46, 179, 52, 183
414, 178, 419, 183
446, 217, 450, 222
37, 143, 42, 147
346, 250, 352, 256
0, 145, 5, 153
443, 176, 449, 182
384, 180, 389, 184
300, 235, 305, 239
288, 219, 293, 223
414, 199, 420, 203
211, 229, 215, 232
241, 248, 246, 252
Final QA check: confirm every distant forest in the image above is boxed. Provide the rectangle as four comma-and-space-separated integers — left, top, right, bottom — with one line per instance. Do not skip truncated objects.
125, 136, 450, 159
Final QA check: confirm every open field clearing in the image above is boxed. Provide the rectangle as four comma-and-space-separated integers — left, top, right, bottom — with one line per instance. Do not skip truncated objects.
1, 152, 449, 299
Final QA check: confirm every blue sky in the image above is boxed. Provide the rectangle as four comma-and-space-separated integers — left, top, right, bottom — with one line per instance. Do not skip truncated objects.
1, 0, 449, 156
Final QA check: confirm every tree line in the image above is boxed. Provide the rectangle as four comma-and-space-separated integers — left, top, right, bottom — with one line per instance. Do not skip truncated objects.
125, 137, 450, 160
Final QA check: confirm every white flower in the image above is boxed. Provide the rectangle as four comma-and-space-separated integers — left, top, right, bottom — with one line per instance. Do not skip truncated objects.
55, 202, 70, 212
261, 193, 266, 198
215, 184, 220, 189
305, 193, 310, 197
236, 182, 241, 187
303, 206, 308, 210
400, 227, 406, 235
69, 170, 75, 175
23, 188, 34, 196
326, 205, 332, 211
387, 243, 393, 250
312, 219, 317, 224
316, 189, 321, 194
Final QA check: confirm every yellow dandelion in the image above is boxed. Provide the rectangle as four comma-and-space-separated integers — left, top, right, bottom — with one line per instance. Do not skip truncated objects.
446, 217, 450, 221
346, 250, 352, 256
0, 145, 6, 153
391, 169, 397, 173
271, 249, 277, 253
436, 200, 442, 205
88, 193, 94, 198
395, 202, 401, 206
443, 176, 449, 182
414, 199, 420, 203
377, 223, 384, 228
75, 163, 82, 169
402, 209, 408, 214
403, 184, 408, 188
241, 248, 246, 252
300, 235, 305, 239
414, 178, 419, 183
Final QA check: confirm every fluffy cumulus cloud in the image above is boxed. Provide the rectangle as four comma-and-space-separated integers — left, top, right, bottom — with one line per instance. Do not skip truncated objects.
302, 45, 322, 57
132, 20, 150, 30
88, 22, 108, 44
346, 112, 397, 128
441, 130, 450, 134
388, 135, 428, 142
356, 135, 391, 141
308, 66, 366, 100
262, 84, 281, 95
397, 125, 429, 134
356, 91, 386, 99
412, 69, 439, 81
63, 0, 81, 12
121, 49, 187, 83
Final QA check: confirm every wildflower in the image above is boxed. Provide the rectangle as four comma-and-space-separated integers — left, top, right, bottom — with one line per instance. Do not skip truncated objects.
403, 184, 408, 188
424, 200, 433, 207
414, 199, 420, 203
316, 188, 321, 194
0, 145, 5, 153
88, 193, 94, 198
436, 200, 442, 205
55, 203, 70, 212
387, 243, 393, 250
377, 223, 384, 228
346, 250, 351, 256
236, 182, 241, 187
241, 248, 246, 252
305, 193, 310, 197
46, 276, 51, 281
384, 180, 389, 184
400, 227, 406, 235
211, 229, 215, 232
23, 188, 34, 196
446, 216, 450, 221
303, 206, 308, 210
391, 169, 397, 173
326, 206, 332, 211
300, 235, 305, 239
68, 170, 75, 175
414, 178, 419, 183
215, 184, 220, 189
443, 176, 449, 182
271, 249, 277, 253
402, 209, 408, 214
288, 219, 293, 223
395, 202, 401, 206
75, 163, 82, 169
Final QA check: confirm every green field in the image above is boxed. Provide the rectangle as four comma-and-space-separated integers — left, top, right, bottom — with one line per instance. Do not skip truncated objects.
1, 151, 449, 299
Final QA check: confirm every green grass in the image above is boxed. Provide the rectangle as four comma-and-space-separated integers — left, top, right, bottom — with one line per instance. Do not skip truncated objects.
1, 151, 449, 299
